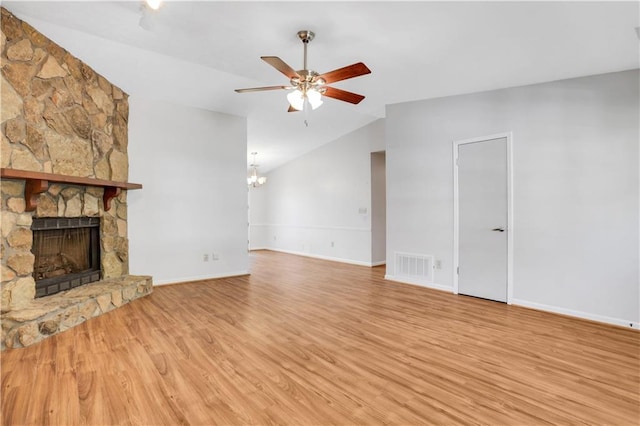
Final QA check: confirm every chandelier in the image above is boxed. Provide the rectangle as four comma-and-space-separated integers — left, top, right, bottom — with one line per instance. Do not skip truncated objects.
247, 152, 267, 188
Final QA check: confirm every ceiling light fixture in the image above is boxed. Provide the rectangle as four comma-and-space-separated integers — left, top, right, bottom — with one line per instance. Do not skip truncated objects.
145, 0, 162, 11
139, 0, 162, 30
235, 30, 370, 114
247, 152, 267, 188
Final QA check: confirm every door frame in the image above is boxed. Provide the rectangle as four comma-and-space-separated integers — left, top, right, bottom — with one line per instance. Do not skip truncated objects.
452, 132, 514, 304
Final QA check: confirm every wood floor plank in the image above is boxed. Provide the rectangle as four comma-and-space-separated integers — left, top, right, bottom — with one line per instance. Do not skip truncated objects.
1, 250, 638, 425
1, 335, 44, 425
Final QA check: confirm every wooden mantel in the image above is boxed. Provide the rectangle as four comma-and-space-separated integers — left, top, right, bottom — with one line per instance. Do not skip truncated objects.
0, 168, 142, 211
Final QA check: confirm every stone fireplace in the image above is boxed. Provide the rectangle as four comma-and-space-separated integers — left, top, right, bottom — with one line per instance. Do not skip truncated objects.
1, 8, 152, 349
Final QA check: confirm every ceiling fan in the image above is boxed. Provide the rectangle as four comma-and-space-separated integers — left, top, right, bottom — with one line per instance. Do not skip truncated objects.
235, 30, 371, 112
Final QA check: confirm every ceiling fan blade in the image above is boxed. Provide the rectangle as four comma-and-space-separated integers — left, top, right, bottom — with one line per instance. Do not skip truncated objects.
235, 85, 291, 93
317, 62, 371, 84
261, 56, 299, 79
323, 86, 365, 104
288, 105, 300, 113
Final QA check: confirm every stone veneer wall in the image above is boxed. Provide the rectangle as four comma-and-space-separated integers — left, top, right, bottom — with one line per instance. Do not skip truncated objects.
0, 7, 149, 349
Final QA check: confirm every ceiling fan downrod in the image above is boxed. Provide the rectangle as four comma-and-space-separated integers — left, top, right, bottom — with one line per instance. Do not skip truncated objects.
297, 30, 314, 71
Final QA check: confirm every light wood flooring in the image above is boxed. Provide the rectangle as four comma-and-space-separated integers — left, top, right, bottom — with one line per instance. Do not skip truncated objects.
2, 250, 639, 425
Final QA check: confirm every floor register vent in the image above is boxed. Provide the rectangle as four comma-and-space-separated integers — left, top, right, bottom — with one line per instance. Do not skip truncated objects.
394, 252, 434, 283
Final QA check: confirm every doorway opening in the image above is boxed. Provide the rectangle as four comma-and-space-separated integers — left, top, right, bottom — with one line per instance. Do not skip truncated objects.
371, 151, 386, 266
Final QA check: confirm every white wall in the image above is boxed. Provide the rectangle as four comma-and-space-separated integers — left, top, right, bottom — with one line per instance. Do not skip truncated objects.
250, 119, 385, 266
386, 70, 639, 327
128, 98, 248, 285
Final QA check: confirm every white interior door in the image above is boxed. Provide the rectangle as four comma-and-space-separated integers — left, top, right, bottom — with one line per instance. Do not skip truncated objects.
456, 137, 508, 302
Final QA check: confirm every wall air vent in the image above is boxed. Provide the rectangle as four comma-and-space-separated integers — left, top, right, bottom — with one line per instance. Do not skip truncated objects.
394, 252, 434, 283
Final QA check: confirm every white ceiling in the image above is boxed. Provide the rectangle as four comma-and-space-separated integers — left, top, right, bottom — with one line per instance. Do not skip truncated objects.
4, 1, 639, 172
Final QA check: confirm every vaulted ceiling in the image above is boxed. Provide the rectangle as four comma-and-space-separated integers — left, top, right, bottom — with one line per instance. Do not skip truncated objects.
4, 1, 639, 171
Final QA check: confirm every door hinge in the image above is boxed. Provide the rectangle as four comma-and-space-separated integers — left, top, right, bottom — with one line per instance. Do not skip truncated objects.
457, 266, 459, 275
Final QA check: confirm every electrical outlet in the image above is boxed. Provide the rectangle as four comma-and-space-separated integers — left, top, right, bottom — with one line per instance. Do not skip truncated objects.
212, 253, 219, 261
330, 241, 334, 247
203, 254, 209, 262
435, 260, 442, 269
273, 236, 277, 241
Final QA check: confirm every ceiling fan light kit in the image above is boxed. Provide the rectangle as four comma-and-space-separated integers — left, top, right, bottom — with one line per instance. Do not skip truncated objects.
235, 30, 371, 112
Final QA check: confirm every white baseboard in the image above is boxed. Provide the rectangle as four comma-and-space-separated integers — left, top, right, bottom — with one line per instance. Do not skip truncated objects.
511, 298, 639, 330
153, 270, 250, 286
385, 274, 452, 293
371, 261, 387, 267
267, 248, 377, 267
249, 247, 269, 251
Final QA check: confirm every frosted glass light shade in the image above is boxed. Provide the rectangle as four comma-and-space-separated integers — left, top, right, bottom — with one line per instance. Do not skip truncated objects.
307, 89, 323, 110
287, 90, 304, 111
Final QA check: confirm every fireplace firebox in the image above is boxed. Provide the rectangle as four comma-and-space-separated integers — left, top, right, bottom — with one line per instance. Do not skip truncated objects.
31, 217, 101, 298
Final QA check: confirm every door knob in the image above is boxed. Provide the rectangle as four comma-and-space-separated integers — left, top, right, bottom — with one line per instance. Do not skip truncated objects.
492, 228, 505, 232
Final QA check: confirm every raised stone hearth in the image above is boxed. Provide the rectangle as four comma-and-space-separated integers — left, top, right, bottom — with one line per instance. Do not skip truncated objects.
1, 275, 151, 349
1, 8, 151, 350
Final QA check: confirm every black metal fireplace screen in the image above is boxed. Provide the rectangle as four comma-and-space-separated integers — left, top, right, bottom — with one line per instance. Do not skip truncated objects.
31, 217, 101, 298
